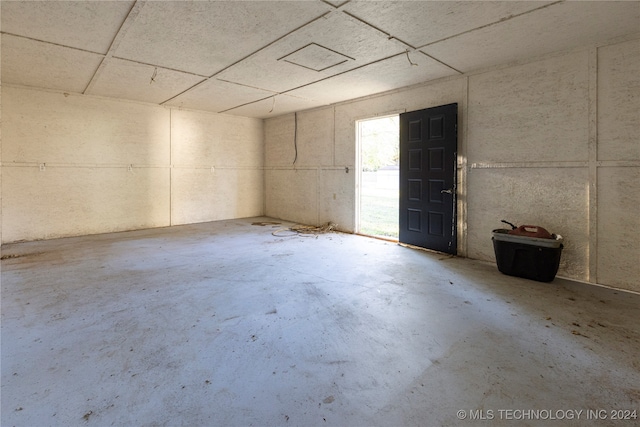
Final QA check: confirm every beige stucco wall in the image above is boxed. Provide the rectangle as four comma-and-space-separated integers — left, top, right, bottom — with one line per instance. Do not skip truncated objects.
264, 77, 468, 241
1, 86, 264, 242
170, 109, 264, 225
466, 50, 591, 282
264, 38, 640, 293
596, 39, 640, 290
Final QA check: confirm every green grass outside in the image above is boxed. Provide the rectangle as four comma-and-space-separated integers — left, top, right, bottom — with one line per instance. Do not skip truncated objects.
360, 192, 399, 239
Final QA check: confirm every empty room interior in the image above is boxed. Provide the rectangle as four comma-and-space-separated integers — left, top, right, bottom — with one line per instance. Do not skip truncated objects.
1, 1, 639, 426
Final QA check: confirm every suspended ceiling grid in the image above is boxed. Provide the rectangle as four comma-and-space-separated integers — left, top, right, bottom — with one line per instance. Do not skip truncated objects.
1, 1, 639, 119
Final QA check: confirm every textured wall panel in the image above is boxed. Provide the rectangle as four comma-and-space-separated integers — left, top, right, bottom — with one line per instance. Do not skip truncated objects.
318, 168, 355, 231
597, 167, 640, 292
468, 51, 589, 163
265, 114, 296, 168
171, 168, 263, 225
597, 39, 640, 161
265, 169, 317, 225
3, 87, 170, 165
467, 167, 589, 281
171, 109, 263, 167
2, 166, 170, 242
294, 108, 335, 167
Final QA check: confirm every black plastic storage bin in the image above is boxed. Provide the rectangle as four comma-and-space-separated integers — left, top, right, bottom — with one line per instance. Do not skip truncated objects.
492, 229, 563, 282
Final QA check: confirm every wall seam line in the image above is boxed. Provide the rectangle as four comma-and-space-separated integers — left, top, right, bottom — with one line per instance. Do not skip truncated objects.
169, 108, 173, 227
263, 118, 267, 217
588, 47, 598, 284
461, 76, 469, 258
317, 167, 320, 226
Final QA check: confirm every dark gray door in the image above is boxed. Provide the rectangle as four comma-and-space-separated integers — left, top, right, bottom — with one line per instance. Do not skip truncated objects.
399, 103, 457, 254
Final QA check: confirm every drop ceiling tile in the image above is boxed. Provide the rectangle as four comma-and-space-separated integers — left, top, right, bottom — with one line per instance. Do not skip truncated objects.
223, 94, 324, 119
87, 58, 205, 105
1, 35, 104, 93
286, 51, 458, 104
422, 1, 640, 73
343, 1, 552, 48
0, 0, 135, 53
216, 11, 404, 93
164, 79, 276, 114
114, 1, 331, 76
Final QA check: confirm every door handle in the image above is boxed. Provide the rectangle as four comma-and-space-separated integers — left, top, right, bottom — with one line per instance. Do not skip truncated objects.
441, 188, 453, 194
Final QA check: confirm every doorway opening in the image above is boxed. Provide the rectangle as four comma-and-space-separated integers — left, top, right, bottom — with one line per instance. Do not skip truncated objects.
356, 115, 400, 240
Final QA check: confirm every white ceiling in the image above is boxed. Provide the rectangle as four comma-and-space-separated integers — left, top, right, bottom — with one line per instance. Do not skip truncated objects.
2, 1, 639, 119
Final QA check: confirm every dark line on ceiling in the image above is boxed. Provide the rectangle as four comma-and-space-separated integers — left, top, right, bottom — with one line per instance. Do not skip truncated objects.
389, 36, 417, 51
283, 59, 350, 73
214, 78, 277, 93
340, 11, 390, 38
277, 42, 355, 62
217, 94, 278, 114
112, 57, 208, 78
418, 51, 463, 74
0, 32, 105, 56
340, 11, 415, 50
417, 0, 565, 49
320, 0, 351, 9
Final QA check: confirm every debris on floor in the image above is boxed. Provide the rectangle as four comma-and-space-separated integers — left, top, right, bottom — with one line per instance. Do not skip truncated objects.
1, 252, 43, 260
272, 222, 337, 237
571, 330, 589, 338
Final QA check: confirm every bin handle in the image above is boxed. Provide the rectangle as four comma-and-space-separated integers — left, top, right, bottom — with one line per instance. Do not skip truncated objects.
501, 220, 517, 230
518, 225, 544, 233
513, 225, 553, 239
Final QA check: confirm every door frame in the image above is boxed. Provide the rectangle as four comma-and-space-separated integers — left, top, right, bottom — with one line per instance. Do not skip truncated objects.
352, 105, 466, 257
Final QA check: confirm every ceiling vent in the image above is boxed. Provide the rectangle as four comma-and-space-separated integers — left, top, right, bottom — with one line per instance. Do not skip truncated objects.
278, 43, 354, 72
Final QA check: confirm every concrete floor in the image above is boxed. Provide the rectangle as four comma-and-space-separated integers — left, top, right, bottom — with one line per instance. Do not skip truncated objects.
2, 217, 639, 427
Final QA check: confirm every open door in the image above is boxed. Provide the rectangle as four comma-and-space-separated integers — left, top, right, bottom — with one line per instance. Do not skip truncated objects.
399, 103, 457, 254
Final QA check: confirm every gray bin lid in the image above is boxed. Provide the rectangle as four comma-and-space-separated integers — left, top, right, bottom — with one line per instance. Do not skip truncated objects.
492, 229, 563, 248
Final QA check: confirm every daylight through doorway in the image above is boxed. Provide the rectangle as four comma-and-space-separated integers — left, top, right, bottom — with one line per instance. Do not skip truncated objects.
357, 115, 400, 240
